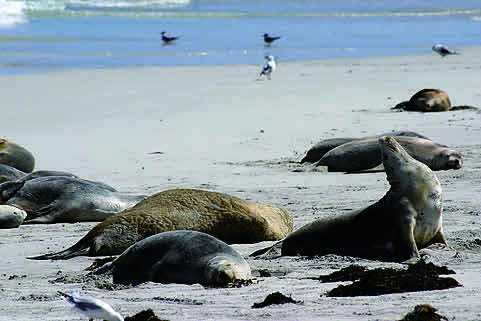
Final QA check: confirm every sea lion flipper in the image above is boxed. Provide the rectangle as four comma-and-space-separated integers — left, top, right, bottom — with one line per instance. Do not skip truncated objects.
23, 202, 64, 224
424, 228, 447, 247
394, 198, 420, 262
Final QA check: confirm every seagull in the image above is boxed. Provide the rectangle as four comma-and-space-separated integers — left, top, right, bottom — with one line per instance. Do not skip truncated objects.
58, 291, 124, 321
259, 55, 276, 80
432, 43, 458, 57
263, 33, 281, 45
161, 31, 180, 44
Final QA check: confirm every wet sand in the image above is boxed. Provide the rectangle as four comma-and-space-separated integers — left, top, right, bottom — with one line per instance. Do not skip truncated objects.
0, 47, 480, 320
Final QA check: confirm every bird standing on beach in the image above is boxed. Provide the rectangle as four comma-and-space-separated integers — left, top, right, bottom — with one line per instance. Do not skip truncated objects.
161, 31, 180, 44
263, 33, 281, 45
432, 43, 458, 57
259, 55, 277, 80
58, 290, 124, 321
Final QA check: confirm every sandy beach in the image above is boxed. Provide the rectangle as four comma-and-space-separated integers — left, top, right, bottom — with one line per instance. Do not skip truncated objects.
0, 47, 480, 320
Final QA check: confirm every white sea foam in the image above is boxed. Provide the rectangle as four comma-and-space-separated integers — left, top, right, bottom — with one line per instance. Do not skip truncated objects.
0, 0, 27, 27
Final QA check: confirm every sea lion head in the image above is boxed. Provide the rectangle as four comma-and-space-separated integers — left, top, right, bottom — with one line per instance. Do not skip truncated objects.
205, 255, 251, 286
0, 180, 25, 203
379, 136, 417, 187
434, 149, 463, 170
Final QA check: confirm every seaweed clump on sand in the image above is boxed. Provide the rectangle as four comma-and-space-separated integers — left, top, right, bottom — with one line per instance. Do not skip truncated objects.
399, 304, 448, 321
125, 309, 169, 321
320, 260, 460, 297
252, 292, 302, 309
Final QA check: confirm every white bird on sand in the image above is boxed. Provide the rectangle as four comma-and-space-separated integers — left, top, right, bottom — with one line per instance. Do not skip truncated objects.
259, 55, 276, 80
58, 291, 124, 321
432, 43, 458, 57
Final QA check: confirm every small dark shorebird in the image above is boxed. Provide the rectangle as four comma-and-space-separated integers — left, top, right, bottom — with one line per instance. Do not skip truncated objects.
263, 33, 281, 45
432, 43, 458, 57
161, 31, 180, 44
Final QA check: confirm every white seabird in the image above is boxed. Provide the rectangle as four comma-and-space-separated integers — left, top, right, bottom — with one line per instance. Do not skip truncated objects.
259, 55, 277, 80
432, 43, 458, 57
58, 291, 124, 321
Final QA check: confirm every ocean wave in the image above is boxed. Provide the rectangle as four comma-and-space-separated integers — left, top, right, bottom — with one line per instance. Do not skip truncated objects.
0, 0, 27, 27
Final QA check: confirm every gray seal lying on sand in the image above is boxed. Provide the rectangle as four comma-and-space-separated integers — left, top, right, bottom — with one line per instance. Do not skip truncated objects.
0, 139, 35, 173
95, 230, 252, 286
317, 136, 462, 172
0, 205, 27, 228
252, 136, 446, 262
30, 188, 293, 260
300, 130, 430, 163
0, 176, 146, 224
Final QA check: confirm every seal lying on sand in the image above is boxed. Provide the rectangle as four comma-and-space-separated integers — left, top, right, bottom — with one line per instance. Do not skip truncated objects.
30, 188, 293, 260
392, 88, 478, 112
317, 136, 462, 172
0, 139, 35, 173
0, 205, 27, 228
0, 176, 145, 224
300, 130, 429, 163
251, 136, 446, 262
94, 230, 252, 286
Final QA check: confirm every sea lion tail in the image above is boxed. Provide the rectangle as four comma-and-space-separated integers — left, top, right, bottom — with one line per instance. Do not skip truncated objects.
28, 237, 90, 260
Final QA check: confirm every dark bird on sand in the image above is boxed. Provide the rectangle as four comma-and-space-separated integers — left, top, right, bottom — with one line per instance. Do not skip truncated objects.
264, 33, 281, 45
161, 31, 180, 44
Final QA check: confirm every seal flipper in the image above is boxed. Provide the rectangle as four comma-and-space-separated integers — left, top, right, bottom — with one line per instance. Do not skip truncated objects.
250, 241, 282, 258
393, 198, 420, 262
23, 202, 66, 224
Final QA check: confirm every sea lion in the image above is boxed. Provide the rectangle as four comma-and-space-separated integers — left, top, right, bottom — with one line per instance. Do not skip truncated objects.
30, 188, 293, 260
0, 205, 27, 228
300, 130, 430, 163
251, 136, 446, 262
317, 136, 462, 172
20, 170, 78, 182
0, 164, 25, 183
0, 176, 146, 224
392, 89, 451, 112
95, 230, 252, 286
0, 139, 35, 173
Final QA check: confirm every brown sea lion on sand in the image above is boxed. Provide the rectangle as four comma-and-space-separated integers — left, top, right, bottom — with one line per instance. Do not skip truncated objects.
300, 130, 430, 163
317, 136, 462, 172
30, 188, 293, 260
251, 136, 446, 262
0, 176, 146, 224
391, 88, 477, 112
95, 230, 252, 286
0, 139, 35, 173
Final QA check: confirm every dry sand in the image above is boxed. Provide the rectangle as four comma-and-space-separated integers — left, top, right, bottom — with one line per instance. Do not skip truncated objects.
0, 47, 480, 320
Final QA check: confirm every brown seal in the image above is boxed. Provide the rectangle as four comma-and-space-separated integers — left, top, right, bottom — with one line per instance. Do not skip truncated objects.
30, 188, 293, 260
317, 136, 462, 172
252, 136, 446, 262
392, 89, 451, 112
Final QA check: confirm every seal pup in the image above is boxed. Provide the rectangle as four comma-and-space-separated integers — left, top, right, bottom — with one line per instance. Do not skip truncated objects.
263, 33, 281, 45
0, 139, 35, 173
259, 55, 276, 80
317, 136, 462, 172
300, 130, 430, 163
392, 89, 451, 112
432, 43, 458, 57
252, 136, 446, 262
161, 31, 180, 44
95, 230, 252, 286
30, 188, 293, 260
0, 176, 146, 224
0, 205, 27, 228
